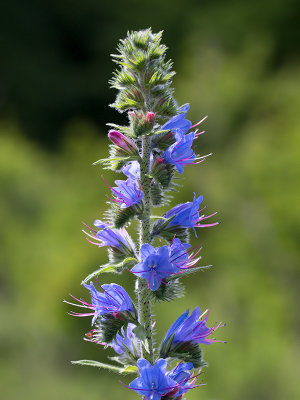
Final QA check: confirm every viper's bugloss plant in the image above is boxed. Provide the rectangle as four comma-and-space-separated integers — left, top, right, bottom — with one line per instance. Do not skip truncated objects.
66, 29, 225, 399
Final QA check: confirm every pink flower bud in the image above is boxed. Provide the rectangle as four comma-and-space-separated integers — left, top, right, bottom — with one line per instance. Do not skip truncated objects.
108, 130, 138, 155
147, 112, 155, 124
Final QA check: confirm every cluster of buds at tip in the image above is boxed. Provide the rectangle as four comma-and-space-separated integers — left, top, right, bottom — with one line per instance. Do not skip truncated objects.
108, 130, 140, 158
129, 111, 155, 137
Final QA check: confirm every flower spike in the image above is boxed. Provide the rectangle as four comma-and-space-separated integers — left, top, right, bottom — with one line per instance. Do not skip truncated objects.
67, 29, 224, 400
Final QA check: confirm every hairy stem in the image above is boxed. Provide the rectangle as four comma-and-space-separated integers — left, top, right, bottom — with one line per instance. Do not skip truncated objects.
137, 134, 154, 362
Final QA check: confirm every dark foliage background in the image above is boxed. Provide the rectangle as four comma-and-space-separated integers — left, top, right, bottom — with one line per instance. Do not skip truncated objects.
0, 0, 299, 399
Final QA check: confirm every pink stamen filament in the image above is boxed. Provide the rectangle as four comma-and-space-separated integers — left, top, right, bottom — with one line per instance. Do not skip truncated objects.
190, 115, 208, 129
82, 223, 97, 233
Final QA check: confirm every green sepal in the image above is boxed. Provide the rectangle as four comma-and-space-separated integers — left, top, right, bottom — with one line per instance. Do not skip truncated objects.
108, 202, 139, 229
94, 148, 140, 171
170, 265, 212, 279
98, 315, 129, 343
109, 69, 137, 90
93, 308, 139, 344
152, 130, 176, 151
159, 338, 207, 369
150, 181, 164, 207
153, 93, 178, 118
110, 88, 145, 112
151, 162, 175, 189
150, 279, 184, 303
160, 227, 189, 243
106, 123, 132, 136
108, 240, 137, 263
151, 215, 189, 243
151, 216, 190, 243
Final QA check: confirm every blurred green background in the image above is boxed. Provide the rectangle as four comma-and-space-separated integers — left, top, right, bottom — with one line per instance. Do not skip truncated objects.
0, 0, 299, 399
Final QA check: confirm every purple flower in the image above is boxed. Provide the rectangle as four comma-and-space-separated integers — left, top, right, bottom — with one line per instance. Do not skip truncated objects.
66, 282, 134, 325
163, 307, 224, 347
121, 160, 140, 180
111, 323, 138, 355
162, 104, 207, 138
84, 323, 139, 362
163, 132, 196, 174
110, 178, 144, 209
82, 220, 135, 251
121, 153, 153, 179
165, 362, 200, 399
128, 358, 177, 400
131, 244, 176, 291
169, 238, 201, 272
161, 105, 210, 173
165, 193, 219, 235
161, 104, 192, 135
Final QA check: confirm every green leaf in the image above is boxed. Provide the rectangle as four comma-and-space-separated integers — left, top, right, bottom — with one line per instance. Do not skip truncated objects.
82, 257, 137, 283
71, 360, 125, 374
120, 365, 139, 374
82, 264, 121, 283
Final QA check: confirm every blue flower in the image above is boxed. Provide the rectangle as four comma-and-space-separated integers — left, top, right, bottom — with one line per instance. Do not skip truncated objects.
121, 161, 140, 180
66, 282, 134, 325
161, 104, 210, 173
129, 358, 177, 400
111, 178, 144, 209
163, 132, 196, 174
170, 238, 191, 269
131, 244, 176, 291
82, 220, 135, 251
84, 323, 139, 358
111, 323, 138, 355
165, 193, 219, 235
166, 362, 197, 398
161, 104, 192, 135
121, 153, 153, 179
163, 307, 224, 346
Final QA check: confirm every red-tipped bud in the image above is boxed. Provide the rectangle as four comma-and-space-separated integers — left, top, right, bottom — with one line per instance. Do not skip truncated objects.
128, 111, 156, 137
147, 112, 155, 124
